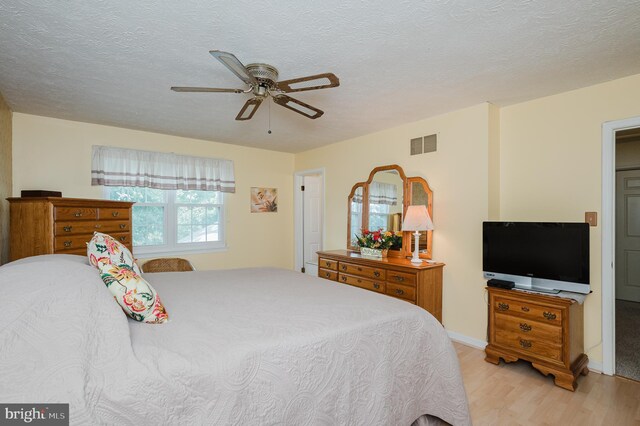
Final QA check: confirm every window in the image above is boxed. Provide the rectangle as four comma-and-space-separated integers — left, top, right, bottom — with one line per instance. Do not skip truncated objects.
105, 186, 225, 254
368, 203, 391, 231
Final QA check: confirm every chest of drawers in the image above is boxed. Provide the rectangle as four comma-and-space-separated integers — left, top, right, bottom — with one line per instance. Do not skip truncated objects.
8, 197, 134, 261
484, 287, 589, 391
317, 250, 444, 323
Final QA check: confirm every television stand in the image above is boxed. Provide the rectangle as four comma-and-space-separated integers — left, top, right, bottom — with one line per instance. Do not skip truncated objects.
485, 287, 589, 391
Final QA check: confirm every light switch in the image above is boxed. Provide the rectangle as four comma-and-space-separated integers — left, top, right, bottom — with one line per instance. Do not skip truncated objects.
585, 212, 597, 227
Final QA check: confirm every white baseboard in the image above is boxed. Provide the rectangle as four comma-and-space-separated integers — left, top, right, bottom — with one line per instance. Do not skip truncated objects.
446, 330, 487, 349
446, 329, 604, 374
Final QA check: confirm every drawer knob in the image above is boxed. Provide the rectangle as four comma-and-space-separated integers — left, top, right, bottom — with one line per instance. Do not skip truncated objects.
374, 271, 380, 277
95, 224, 101, 228
325, 261, 331, 267
341, 265, 347, 271
119, 224, 126, 229
543, 311, 557, 320
325, 272, 330, 278
63, 226, 72, 232
64, 241, 72, 248
521, 306, 530, 312
519, 323, 532, 332
357, 267, 362, 271
497, 302, 509, 311
74, 211, 82, 217
341, 276, 347, 282
395, 288, 404, 296
373, 283, 380, 289
119, 236, 127, 242
112, 211, 119, 217
519, 339, 532, 349
394, 276, 404, 282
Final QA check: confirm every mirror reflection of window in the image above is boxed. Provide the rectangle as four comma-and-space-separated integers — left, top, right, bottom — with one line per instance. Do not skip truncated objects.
350, 186, 363, 247
368, 171, 404, 232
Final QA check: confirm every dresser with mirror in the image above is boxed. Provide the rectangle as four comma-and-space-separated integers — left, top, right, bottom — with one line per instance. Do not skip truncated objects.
317, 164, 444, 322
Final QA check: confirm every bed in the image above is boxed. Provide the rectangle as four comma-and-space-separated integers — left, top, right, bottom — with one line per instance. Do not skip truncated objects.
0, 255, 470, 425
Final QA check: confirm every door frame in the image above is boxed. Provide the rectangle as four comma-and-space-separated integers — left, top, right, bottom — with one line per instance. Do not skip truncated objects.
294, 168, 326, 273
602, 116, 640, 375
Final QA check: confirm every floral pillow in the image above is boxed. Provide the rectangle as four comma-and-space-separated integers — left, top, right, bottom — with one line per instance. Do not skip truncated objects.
87, 232, 142, 275
97, 260, 169, 324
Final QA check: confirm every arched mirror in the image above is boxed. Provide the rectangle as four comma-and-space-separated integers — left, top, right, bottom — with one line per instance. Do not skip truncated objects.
347, 164, 433, 259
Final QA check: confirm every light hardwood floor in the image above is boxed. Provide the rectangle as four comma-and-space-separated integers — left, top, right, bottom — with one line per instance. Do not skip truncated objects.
454, 342, 640, 425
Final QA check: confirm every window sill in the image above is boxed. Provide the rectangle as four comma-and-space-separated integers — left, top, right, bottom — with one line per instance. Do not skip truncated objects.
133, 245, 228, 259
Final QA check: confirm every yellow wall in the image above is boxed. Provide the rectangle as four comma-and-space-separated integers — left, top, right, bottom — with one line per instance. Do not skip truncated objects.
11, 113, 295, 270
500, 73, 640, 362
296, 103, 494, 341
0, 93, 12, 264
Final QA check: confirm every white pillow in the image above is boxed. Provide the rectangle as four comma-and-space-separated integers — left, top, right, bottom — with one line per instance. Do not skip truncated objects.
97, 260, 169, 324
87, 232, 142, 275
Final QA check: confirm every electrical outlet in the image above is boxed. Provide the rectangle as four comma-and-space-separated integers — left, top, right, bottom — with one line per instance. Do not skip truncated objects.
585, 212, 597, 227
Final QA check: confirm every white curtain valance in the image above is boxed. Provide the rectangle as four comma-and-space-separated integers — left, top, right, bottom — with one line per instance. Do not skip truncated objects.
91, 146, 236, 193
367, 182, 398, 206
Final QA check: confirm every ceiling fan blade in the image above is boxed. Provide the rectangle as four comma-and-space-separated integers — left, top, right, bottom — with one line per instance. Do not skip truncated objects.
171, 86, 244, 93
272, 95, 324, 119
276, 73, 339, 93
209, 50, 257, 86
236, 97, 263, 121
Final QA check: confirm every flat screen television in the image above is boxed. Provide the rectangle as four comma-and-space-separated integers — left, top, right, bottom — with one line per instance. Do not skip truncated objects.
483, 222, 590, 294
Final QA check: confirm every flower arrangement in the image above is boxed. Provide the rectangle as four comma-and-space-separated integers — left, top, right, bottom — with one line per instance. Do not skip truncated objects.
355, 229, 402, 250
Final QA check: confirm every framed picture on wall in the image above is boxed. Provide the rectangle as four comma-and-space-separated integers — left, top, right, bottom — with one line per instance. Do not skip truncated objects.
251, 187, 278, 213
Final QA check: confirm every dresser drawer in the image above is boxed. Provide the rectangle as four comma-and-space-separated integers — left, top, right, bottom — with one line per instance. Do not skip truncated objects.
339, 273, 385, 293
494, 297, 563, 325
495, 327, 563, 362
319, 258, 338, 271
55, 220, 130, 236
386, 270, 416, 286
339, 262, 386, 280
54, 232, 130, 251
54, 206, 98, 221
98, 207, 130, 220
386, 282, 416, 301
318, 268, 338, 281
495, 312, 562, 345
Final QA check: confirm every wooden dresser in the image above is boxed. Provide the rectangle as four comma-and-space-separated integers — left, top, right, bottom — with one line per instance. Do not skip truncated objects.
8, 197, 134, 261
316, 249, 444, 323
485, 287, 589, 391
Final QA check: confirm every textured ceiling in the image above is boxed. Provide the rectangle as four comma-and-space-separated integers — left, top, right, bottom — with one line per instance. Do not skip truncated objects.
1, 1, 640, 153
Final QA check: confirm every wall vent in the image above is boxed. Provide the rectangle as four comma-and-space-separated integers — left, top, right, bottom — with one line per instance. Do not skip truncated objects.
410, 134, 437, 155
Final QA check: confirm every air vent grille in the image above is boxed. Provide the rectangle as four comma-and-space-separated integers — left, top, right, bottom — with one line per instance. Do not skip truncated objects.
409, 134, 437, 155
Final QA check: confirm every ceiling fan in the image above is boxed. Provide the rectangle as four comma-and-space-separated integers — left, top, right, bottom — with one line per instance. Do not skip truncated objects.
171, 50, 340, 121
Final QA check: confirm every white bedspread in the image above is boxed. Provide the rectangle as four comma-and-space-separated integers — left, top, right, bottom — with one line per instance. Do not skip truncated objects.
0, 255, 470, 425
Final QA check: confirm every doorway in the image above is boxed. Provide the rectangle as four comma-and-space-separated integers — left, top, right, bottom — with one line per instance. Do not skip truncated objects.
614, 128, 640, 381
601, 117, 640, 374
294, 169, 324, 276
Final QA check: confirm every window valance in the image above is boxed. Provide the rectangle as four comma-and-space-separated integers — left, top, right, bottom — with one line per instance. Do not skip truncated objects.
368, 182, 398, 206
91, 146, 236, 193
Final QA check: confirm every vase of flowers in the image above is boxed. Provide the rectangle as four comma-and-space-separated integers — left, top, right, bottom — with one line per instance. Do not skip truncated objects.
355, 229, 401, 258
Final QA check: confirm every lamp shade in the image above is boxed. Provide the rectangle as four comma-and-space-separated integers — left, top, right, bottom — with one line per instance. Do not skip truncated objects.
402, 205, 434, 231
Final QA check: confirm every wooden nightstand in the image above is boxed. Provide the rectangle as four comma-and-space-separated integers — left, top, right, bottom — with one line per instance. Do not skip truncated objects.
484, 287, 589, 391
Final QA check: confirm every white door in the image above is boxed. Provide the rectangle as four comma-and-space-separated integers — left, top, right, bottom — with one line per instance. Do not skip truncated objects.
615, 169, 640, 302
303, 175, 322, 275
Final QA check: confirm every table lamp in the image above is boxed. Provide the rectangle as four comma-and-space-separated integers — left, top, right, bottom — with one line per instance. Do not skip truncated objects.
402, 205, 434, 264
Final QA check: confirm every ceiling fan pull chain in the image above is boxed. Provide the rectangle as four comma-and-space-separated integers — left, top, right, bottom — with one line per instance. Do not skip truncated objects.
268, 99, 272, 134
